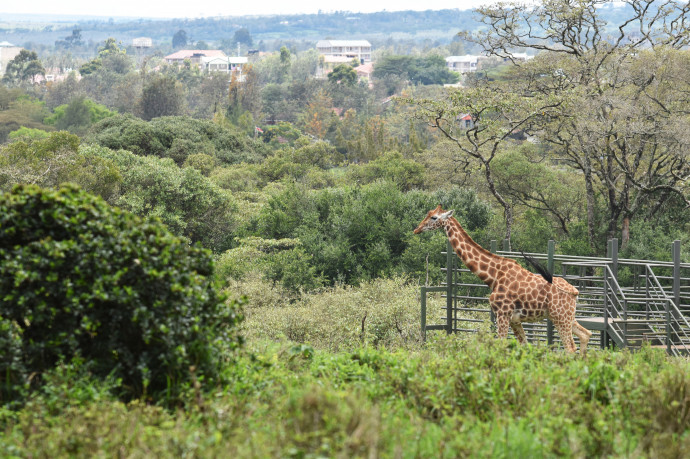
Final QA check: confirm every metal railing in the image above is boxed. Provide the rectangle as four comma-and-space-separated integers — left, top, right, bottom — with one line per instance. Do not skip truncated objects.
421, 239, 690, 356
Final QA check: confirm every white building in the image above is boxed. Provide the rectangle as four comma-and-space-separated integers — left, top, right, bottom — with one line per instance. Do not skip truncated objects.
132, 37, 153, 48
316, 40, 372, 64
201, 56, 249, 81
446, 55, 479, 73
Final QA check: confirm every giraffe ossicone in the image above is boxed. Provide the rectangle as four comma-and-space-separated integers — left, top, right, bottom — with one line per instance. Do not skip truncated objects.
414, 205, 591, 354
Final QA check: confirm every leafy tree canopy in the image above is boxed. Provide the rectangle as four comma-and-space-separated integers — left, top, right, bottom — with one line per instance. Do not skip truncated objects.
87, 114, 268, 166
328, 64, 357, 85
233, 28, 253, 46
373, 54, 458, 86
44, 97, 116, 134
172, 29, 188, 49
1, 50, 45, 86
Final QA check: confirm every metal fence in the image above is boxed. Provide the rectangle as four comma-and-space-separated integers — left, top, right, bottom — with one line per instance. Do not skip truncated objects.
420, 239, 690, 356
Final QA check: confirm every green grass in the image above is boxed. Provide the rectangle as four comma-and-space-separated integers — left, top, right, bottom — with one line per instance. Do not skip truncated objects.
2, 277, 689, 457
2, 336, 689, 457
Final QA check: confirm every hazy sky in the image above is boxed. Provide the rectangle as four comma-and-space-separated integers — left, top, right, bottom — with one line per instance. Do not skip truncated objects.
1, 0, 491, 19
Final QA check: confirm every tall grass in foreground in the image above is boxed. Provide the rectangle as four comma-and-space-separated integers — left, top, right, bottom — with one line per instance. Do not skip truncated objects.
1, 337, 689, 457
2, 277, 689, 457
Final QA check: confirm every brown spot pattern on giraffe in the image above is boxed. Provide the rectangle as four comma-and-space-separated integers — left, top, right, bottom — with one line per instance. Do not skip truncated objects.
413, 206, 592, 355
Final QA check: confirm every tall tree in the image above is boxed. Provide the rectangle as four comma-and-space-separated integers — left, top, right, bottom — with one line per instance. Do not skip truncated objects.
409, 84, 561, 245
172, 29, 188, 49
463, 0, 690, 251
140, 75, 186, 120
327, 64, 357, 85
233, 28, 253, 46
2, 50, 45, 86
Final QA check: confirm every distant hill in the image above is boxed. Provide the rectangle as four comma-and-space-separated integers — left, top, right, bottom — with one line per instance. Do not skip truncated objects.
0, 9, 483, 49
0, 4, 634, 51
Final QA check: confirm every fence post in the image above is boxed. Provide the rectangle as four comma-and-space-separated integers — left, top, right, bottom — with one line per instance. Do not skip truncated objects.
490, 240, 497, 326
421, 287, 427, 342
673, 240, 681, 314
672, 240, 681, 344
503, 238, 511, 252
603, 265, 609, 349
608, 238, 619, 282
446, 240, 454, 335
547, 240, 555, 345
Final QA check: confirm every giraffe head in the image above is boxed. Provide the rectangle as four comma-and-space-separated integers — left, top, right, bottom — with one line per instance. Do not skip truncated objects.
413, 205, 454, 234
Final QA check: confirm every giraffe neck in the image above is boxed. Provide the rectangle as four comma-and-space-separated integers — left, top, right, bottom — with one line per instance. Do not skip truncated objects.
443, 217, 505, 288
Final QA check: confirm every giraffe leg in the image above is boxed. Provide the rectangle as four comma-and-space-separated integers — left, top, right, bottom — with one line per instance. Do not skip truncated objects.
496, 314, 510, 340
573, 321, 592, 356
509, 313, 527, 344
555, 320, 577, 353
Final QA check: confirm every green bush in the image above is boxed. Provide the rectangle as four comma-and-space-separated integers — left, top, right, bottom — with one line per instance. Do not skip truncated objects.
346, 150, 425, 191
0, 132, 122, 202
183, 153, 217, 176
8, 126, 49, 140
249, 181, 492, 286
87, 114, 268, 166
0, 184, 243, 403
87, 145, 238, 252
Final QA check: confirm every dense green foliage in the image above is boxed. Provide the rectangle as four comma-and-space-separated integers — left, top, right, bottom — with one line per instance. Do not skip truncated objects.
87, 114, 268, 165
0, 184, 242, 403
44, 97, 116, 134
87, 146, 238, 252
373, 54, 459, 85
0, 131, 122, 202
1, 335, 688, 457
140, 75, 186, 120
239, 181, 490, 287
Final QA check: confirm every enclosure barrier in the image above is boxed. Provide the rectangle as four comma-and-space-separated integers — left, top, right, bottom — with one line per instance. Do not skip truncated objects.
420, 239, 690, 356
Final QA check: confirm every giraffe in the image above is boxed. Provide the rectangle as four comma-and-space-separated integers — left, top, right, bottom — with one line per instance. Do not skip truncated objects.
414, 205, 592, 354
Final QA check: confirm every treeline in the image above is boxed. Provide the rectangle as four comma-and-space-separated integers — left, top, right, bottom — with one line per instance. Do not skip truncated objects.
1, 0, 689, 300
2, 4, 635, 49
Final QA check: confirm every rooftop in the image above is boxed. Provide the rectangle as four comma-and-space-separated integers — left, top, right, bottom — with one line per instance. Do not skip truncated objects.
164, 50, 227, 60
316, 40, 372, 48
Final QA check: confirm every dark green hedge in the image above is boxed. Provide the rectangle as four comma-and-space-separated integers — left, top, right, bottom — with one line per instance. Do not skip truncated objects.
0, 184, 243, 404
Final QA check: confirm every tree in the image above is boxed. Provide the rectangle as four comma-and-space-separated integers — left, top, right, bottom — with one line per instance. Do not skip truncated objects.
328, 64, 357, 85
90, 146, 239, 252
2, 50, 45, 86
408, 83, 561, 245
0, 184, 242, 401
373, 54, 458, 86
44, 97, 116, 134
464, 0, 690, 251
172, 29, 188, 49
0, 132, 121, 201
78, 38, 130, 76
233, 28, 253, 46
139, 75, 186, 120
55, 28, 83, 49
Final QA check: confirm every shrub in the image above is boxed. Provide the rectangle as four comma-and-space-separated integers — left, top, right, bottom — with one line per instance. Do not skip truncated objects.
210, 164, 263, 192
8, 126, 49, 141
183, 153, 217, 176
87, 114, 268, 166
87, 146, 238, 252
0, 184, 243, 403
346, 150, 425, 191
0, 132, 122, 202
250, 180, 492, 286
235, 276, 442, 351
